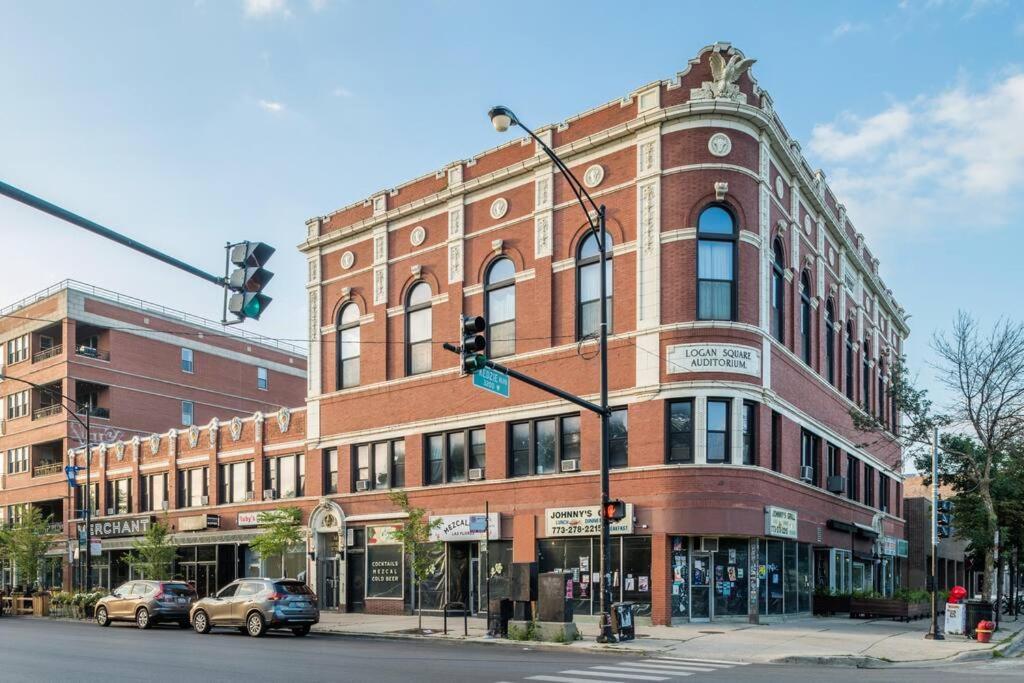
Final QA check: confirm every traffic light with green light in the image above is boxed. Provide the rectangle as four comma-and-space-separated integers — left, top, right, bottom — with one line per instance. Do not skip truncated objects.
227, 241, 274, 322
460, 314, 486, 375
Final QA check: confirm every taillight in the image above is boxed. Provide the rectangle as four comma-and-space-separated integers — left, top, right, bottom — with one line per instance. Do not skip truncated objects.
153, 588, 165, 600
268, 592, 284, 601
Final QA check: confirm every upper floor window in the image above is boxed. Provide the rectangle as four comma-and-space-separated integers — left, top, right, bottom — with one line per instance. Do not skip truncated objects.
6, 446, 29, 474
880, 474, 891, 513
264, 453, 305, 499
825, 300, 837, 386
141, 472, 168, 512
742, 401, 757, 465
609, 408, 628, 469
510, 414, 580, 477
485, 258, 516, 358
107, 478, 132, 515
846, 455, 858, 499
181, 400, 194, 427
177, 467, 208, 508
406, 282, 432, 375
706, 398, 731, 463
667, 400, 694, 464
800, 430, 819, 486
427, 428, 485, 485
697, 206, 736, 321
338, 303, 360, 389
257, 367, 268, 391
845, 324, 855, 400
323, 449, 338, 495
863, 465, 875, 507
6, 390, 28, 420
6, 335, 28, 365
770, 240, 786, 342
354, 440, 405, 490
799, 272, 813, 365
577, 231, 613, 339
74, 483, 100, 519
878, 359, 886, 423
770, 411, 781, 472
219, 460, 254, 504
181, 348, 194, 373
862, 338, 871, 411
826, 443, 840, 479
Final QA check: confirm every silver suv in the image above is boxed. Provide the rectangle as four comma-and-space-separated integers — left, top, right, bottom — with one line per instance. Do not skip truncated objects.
95, 580, 197, 629
190, 578, 319, 637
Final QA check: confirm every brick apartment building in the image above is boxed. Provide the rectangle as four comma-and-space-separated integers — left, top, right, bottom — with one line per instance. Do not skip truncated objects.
0, 280, 306, 588
7, 42, 909, 626
903, 475, 970, 594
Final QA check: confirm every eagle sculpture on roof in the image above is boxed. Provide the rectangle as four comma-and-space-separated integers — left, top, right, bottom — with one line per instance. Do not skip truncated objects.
709, 52, 757, 98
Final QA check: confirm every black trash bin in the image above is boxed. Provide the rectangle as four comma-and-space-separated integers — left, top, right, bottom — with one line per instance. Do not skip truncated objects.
489, 598, 513, 637
964, 599, 994, 637
611, 602, 636, 641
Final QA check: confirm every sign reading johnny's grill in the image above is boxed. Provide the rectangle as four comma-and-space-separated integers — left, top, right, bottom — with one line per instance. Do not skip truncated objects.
79, 515, 153, 538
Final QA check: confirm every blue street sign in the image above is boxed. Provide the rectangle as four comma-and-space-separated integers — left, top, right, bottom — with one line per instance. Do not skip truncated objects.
472, 366, 510, 398
64, 464, 81, 487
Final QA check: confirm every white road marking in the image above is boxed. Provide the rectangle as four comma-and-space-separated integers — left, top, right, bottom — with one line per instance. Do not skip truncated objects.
650, 657, 747, 666
526, 676, 622, 683
618, 662, 718, 673
559, 669, 670, 681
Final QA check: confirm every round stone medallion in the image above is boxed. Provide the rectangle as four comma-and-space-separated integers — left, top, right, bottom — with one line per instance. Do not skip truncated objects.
340, 251, 355, 270
583, 164, 605, 188
490, 197, 508, 220
410, 225, 426, 247
775, 176, 785, 198
708, 133, 732, 157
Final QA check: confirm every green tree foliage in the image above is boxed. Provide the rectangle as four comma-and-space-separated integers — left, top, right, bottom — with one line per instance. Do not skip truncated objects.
386, 490, 442, 631
124, 519, 176, 581
4, 506, 56, 588
248, 507, 304, 577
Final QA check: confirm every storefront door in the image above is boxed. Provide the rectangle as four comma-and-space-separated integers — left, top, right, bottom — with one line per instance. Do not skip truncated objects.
184, 563, 216, 598
347, 552, 365, 612
448, 542, 470, 613
317, 558, 340, 610
691, 552, 712, 621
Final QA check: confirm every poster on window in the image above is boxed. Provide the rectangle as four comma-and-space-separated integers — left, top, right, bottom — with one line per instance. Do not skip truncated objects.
366, 544, 403, 599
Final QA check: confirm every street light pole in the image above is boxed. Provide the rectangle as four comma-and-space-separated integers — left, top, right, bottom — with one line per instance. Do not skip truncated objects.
488, 106, 615, 643
926, 426, 944, 640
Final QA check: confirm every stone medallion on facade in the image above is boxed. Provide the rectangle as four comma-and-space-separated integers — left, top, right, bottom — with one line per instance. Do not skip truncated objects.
230, 416, 243, 442
708, 133, 732, 157
340, 251, 355, 270
583, 164, 605, 188
489, 197, 508, 220
410, 225, 426, 247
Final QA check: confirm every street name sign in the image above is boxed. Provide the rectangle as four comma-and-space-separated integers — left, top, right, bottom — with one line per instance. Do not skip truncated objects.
472, 366, 510, 398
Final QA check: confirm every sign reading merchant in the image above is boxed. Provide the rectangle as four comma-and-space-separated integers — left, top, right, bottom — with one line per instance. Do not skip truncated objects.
80, 515, 153, 539
764, 506, 798, 539
665, 343, 761, 377
545, 505, 634, 537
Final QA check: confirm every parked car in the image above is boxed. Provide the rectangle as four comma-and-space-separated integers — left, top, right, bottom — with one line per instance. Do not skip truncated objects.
190, 578, 319, 637
96, 580, 197, 629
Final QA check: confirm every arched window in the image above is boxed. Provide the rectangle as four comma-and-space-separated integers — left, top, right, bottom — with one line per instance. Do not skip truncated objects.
771, 240, 786, 342
405, 282, 432, 375
799, 272, 812, 365
845, 323, 855, 400
825, 300, 837, 386
862, 337, 871, 412
577, 231, 613, 339
337, 303, 360, 389
485, 257, 516, 358
697, 206, 736, 321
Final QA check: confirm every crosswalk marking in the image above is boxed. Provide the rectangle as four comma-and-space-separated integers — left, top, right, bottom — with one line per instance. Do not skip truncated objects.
649, 660, 732, 669
616, 663, 717, 673
526, 676, 622, 683
590, 665, 692, 676
559, 669, 670, 681
650, 657, 748, 666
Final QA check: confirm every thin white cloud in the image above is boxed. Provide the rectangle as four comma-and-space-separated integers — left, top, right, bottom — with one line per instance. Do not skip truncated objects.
332, 86, 353, 98
310, 0, 329, 11
258, 99, 285, 113
831, 20, 869, 39
808, 71, 1024, 239
244, 0, 290, 18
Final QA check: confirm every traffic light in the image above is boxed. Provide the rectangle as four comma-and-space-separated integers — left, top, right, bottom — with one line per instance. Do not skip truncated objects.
602, 499, 627, 522
226, 241, 274, 322
937, 499, 953, 539
460, 314, 486, 375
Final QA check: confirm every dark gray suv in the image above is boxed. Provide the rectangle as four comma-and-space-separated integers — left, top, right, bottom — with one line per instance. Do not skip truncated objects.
190, 578, 319, 637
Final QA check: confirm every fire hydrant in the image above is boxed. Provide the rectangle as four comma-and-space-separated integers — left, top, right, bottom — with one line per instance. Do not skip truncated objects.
976, 619, 995, 643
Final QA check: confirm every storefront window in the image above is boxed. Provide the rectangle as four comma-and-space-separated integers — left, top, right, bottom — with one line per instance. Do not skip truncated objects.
670, 536, 689, 619
536, 536, 651, 617
366, 542, 403, 599
538, 537, 594, 616
713, 538, 748, 616
798, 544, 811, 612
620, 536, 652, 616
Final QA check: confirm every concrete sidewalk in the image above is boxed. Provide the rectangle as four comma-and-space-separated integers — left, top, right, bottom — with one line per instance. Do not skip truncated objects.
312, 611, 1024, 666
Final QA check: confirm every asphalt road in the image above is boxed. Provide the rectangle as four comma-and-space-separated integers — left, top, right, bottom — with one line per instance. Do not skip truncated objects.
1, 618, 1021, 682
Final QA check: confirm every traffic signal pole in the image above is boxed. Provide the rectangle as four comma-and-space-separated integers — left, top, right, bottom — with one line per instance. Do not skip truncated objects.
926, 426, 944, 640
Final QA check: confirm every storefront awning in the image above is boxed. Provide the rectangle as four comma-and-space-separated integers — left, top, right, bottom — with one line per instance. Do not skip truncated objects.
97, 528, 265, 551
826, 519, 879, 540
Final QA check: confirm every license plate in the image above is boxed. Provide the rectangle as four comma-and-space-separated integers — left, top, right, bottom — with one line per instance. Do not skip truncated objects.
294, 602, 309, 609
177, 598, 187, 605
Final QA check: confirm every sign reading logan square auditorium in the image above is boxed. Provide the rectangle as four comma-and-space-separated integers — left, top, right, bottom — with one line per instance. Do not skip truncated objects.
79, 515, 153, 539
665, 343, 761, 377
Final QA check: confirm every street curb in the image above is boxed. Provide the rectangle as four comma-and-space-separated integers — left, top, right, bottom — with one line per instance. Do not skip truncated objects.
769, 655, 884, 668
951, 623, 1024, 662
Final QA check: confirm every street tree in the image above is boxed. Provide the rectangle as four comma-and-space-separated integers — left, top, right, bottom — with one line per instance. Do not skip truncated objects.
249, 507, 304, 578
125, 519, 176, 581
6, 506, 56, 589
386, 490, 442, 632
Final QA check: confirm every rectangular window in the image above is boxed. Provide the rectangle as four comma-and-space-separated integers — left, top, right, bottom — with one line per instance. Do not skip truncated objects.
218, 461, 254, 504
742, 401, 757, 465
770, 411, 781, 472
800, 430, 817, 484
141, 473, 168, 512
5, 446, 29, 474
181, 348, 194, 373
508, 415, 580, 477
181, 400, 194, 426
257, 367, 268, 390
353, 440, 405, 490
265, 454, 303, 499
74, 483, 100, 518
6, 390, 29, 419
863, 465, 875, 507
323, 449, 338, 495
177, 467, 208, 508
667, 400, 694, 463
6, 335, 29, 364
697, 241, 734, 320
424, 428, 486, 485
827, 443, 840, 478
706, 399, 730, 463
609, 408, 628, 469
880, 475, 890, 513
846, 455, 858, 499
845, 335, 855, 400
106, 478, 132, 515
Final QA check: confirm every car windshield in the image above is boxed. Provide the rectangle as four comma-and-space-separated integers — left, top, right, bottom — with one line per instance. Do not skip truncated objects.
274, 581, 312, 595
161, 583, 194, 596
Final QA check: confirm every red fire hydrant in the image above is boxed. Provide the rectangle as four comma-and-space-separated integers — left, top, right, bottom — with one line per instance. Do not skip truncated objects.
976, 619, 995, 643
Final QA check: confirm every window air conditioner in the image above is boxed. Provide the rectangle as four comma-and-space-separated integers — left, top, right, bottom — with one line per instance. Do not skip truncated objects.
468, 468, 484, 481
355, 479, 370, 492
826, 475, 847, 494
200, 495, 209, 506
161, 501, 169, 511
244, 490, 255, 501
106, 508, 115, 515
701, 537, 720, 552
800, 465, 814, 482
263, 488, 277, 500
560, 459, 580, 473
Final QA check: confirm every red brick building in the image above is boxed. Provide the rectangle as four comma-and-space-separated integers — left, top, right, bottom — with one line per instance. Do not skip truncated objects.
0, 280, 306, 588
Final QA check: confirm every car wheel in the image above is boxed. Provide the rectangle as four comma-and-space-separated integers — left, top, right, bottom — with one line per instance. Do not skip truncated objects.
246, 611, 266, 638
136, 607, 151, 630
192, 610, 212, 634
96, 606, 111, 627
292, 625, 311, 637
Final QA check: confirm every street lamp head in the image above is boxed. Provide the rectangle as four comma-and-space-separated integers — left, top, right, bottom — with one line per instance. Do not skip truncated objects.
488, 106, 516, 133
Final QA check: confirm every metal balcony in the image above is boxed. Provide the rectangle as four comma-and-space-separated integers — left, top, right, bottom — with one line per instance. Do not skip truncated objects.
33, 462, 63, 477
32, 344, 63, 363
32, 404, 62, 420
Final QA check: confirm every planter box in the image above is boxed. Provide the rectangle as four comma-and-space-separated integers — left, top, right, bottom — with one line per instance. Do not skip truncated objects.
813, 594, 851, 616
32, 595, 50, 617
850, 597, 930, 621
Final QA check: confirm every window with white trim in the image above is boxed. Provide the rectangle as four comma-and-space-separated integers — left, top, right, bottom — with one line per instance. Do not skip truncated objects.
181, 348, 194, 373
257, 366, 268, 391
6, 390, 28, 420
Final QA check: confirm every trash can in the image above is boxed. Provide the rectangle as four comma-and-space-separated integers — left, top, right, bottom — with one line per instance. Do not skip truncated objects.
964, 599, 994, 637
611, 602, 636, 641
489, 598, 513, 637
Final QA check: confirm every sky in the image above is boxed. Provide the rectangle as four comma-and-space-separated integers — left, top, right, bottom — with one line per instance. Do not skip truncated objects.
1, 0, 1023, 409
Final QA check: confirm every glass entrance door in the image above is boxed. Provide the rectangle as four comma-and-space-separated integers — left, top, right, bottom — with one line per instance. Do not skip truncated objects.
184, 563, 216, 598
691, 552, 712, 621
318, 558, 340, 610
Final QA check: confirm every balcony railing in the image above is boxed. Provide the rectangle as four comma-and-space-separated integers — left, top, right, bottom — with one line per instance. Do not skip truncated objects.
33, 462, 63, 477
74, 345, 110, 361
46, 521, 64, 534
32, 344, 63, 363
75, 406, 110, 419
32, 404, 63, 420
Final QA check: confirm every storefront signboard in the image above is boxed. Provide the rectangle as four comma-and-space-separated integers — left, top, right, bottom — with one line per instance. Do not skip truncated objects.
237, 511, 264, 528
764, 506, 798, 539
665, 343, 761, 377
180, 514, 213, 532
90, 540, 102, 556
544, 505, 634, 537
880, 535, 899, 556
429, 513, 500, 542
896, 539, 909, 558
80, 515, 153, 539
366, 543, 403, 599
367, 524, 402, 545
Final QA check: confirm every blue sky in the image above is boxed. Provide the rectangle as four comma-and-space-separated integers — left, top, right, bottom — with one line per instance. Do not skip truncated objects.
1, 0, 1023, 407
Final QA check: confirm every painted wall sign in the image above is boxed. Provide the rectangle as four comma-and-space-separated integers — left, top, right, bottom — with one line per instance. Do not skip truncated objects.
429, 513, 500, 542
764, 506, 799, 539
366, 544, 403, 599
367, 524, 402, 546
544, 505, 634, 537
80, 515, 153, 539
665, 343, 761, 377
